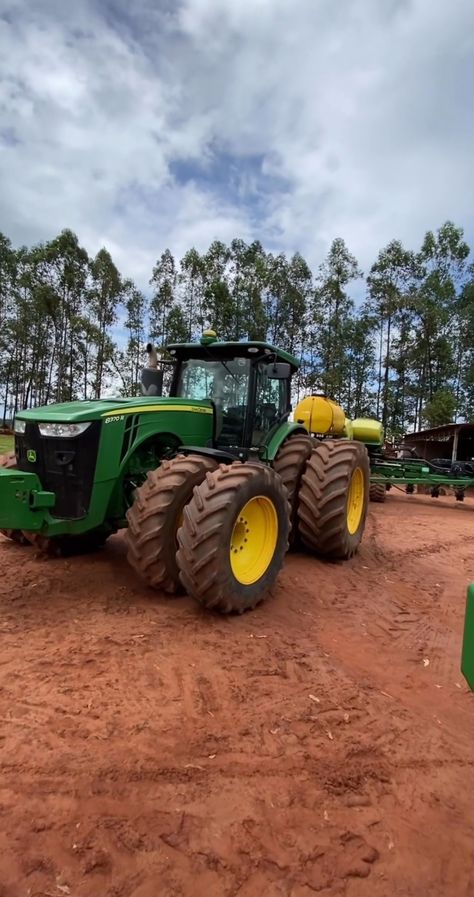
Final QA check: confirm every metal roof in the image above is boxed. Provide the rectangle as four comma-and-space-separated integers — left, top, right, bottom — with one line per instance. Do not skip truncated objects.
404, 422, 474, 440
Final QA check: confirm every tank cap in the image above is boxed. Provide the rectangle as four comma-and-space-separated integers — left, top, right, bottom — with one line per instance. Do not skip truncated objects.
201, 329, 217, 345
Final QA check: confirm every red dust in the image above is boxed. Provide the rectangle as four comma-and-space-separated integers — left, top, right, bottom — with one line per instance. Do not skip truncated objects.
0, 491, 473, 896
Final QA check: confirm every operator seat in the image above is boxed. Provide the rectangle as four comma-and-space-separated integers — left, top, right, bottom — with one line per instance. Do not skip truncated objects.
218, 405, 246, 447
252, 402, 278, 445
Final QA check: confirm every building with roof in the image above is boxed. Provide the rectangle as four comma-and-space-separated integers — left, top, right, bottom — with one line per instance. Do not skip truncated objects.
402, 423, 474, 463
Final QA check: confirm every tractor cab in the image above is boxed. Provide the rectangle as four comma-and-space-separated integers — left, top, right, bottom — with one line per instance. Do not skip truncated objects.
165, 331, 298, 456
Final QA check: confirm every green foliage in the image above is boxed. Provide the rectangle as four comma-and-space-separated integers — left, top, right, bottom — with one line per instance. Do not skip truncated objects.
1, 222, 473, 438
150, 249, 177, 347
423, 389, 457, 428
89, 247, 123, 399
367, 239, 417, 430
308, 238, 363, 408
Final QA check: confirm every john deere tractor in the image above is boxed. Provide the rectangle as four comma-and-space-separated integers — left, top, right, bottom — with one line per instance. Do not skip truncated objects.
0, 332, 372, 613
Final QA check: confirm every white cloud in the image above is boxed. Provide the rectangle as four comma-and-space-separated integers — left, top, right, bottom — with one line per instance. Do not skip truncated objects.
0, 0, 473, 289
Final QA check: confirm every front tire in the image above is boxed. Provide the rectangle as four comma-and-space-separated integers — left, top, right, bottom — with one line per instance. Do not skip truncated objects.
298, 440, 370, 559
177, 463, 290, 613
126, 454, 218, 593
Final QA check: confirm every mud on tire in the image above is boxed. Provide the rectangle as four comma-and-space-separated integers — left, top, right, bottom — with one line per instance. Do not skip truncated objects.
369, 483, 386, 503
177, 462, 291, 614
126, 453, 218, 593
273, 433, 314, 546
298, 439, 370, 559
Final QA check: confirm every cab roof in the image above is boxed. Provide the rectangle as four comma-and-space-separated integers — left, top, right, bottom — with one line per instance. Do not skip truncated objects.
166, 340, 300, 371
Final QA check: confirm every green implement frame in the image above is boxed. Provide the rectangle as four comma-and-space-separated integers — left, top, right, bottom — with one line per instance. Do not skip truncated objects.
370, 457, 474, 497
462, 583, 474, 691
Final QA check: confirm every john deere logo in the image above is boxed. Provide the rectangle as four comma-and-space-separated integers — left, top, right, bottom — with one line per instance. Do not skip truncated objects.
27, 449, 36, 463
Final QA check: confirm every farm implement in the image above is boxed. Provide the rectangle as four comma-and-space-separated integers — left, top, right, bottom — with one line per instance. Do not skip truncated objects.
293, 402, 474, 503
367, 455, 474, 503
462, 584, 474, 692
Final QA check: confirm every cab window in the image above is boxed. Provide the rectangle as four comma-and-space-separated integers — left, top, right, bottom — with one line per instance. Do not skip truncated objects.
252, 363, 288, 445
176, 357, 251, 447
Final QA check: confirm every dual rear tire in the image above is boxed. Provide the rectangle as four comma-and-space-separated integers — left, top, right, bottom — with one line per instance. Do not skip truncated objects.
177, 462, 290, 613
273, 435, 370, 560
297, 440, 370, 559
126, 438, 370, 614
126, 454, 219, 594
273, 433, 313, 545
126, 455, 290, 614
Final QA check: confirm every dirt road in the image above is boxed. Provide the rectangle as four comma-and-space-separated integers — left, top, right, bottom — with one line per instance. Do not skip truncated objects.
1, 493, 473, 897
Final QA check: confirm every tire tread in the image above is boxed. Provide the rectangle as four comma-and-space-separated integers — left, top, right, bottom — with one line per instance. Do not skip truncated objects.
298, 439, 370, 559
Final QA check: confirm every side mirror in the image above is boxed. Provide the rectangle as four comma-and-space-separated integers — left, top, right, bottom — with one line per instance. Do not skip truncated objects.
267, 362, 291, 380
141, 367, 163, 397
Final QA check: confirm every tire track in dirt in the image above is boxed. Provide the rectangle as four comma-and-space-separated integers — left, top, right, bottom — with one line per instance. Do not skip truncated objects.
1, 496, 474, 895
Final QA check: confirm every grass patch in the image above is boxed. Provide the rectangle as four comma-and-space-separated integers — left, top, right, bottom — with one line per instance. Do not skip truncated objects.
0, 434, 14, 455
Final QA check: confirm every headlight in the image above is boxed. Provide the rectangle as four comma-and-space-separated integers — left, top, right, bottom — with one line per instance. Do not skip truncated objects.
14, 419, 26, 435
38, 422, 92, 438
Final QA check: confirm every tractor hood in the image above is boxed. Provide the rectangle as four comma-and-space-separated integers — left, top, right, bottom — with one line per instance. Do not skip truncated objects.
15, 396, 213, 424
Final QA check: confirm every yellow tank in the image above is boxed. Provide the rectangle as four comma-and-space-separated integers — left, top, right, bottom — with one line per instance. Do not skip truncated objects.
294, 395, 346, 436
351, 418, 384, 445
343, 418, 354, 439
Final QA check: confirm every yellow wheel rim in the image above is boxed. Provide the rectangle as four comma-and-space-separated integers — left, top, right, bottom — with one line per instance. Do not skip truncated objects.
347, 467, 365, 535
230, 496, 278, 585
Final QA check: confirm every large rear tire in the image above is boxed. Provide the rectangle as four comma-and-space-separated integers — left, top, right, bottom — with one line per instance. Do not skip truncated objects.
177, 462, 290, 613
273, 433, 313, 546
298, 439, 370, 559
126, 454, 218, 593
369, 483, 386, 503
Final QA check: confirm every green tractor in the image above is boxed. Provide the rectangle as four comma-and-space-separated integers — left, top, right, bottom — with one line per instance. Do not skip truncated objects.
0, 331, 370, 613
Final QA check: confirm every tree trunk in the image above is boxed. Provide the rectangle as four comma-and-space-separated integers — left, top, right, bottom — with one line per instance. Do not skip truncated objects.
382, 314, 391, 431
376, 316, 383, 419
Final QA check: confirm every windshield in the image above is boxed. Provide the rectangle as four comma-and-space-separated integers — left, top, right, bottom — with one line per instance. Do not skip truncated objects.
176, 358, 251, 405
176, 357, 251, 447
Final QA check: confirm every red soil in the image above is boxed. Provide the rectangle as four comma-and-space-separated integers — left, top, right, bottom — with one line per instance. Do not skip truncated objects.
0, 491, 473, 896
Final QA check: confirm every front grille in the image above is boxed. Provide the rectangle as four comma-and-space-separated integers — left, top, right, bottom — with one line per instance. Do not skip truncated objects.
120, 414, 139, 461
15, 421, 102, 519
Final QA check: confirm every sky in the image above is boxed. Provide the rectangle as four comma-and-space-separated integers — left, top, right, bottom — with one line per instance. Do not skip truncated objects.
1, 0, 474, 291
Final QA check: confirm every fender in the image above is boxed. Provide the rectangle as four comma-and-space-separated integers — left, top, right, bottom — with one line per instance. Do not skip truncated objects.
263, 422, 309, 462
